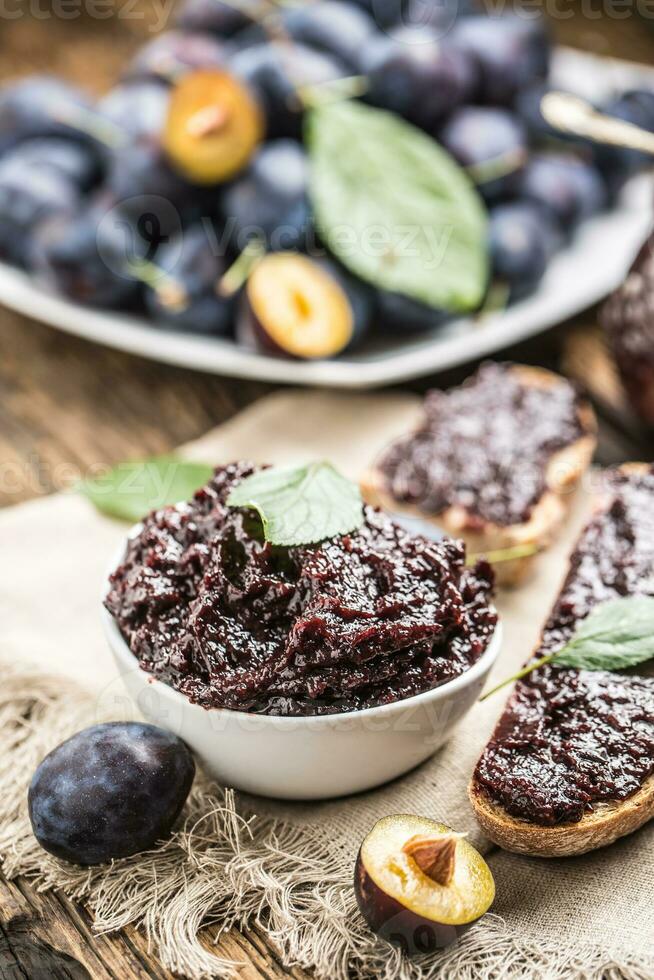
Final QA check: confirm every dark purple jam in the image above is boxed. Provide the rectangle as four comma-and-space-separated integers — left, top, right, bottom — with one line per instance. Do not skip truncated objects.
474, 466, 654, 825
105, 462, 497, 716
378, 362, 586, 528
602, 235, 654, 426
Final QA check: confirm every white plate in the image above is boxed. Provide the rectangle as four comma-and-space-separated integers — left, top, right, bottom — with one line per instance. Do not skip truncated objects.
1, 48, 652, 390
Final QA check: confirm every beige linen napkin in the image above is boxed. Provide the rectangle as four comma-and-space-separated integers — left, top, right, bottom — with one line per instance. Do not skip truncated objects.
1, 391, 652, 979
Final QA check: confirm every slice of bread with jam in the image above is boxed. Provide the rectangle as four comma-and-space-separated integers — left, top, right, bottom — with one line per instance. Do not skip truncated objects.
362, 363, 596, 586
469, 464, 654, 856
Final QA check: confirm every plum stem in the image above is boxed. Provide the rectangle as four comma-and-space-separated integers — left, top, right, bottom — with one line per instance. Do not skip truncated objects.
402, 833, 463, 886
52, 102, 128, 149
155, 279, 189, 312
466, 146, 527, 187
217, 237, 266, 297
299, 75, 369, 109
126, 259, 189, 312
466, 540, 540, 567
478, 650, 558, 701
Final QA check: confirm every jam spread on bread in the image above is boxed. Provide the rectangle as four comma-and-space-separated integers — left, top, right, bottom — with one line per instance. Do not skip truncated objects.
474, 466, 654, 825
105, 462, 496, 716
377, 362, 586, 527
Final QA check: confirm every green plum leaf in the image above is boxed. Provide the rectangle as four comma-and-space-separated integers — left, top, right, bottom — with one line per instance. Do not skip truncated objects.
307, 99, 488, 313
80, 456, 213, 522
227, 460, 363, 547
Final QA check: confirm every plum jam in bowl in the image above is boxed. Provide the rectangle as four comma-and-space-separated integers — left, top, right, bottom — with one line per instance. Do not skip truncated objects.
102, 463, 501, 801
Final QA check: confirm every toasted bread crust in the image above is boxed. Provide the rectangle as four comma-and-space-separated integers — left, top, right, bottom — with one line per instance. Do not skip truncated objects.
469, 773, 654, 858
361, 365, 597, 586
469, 463, 654, 857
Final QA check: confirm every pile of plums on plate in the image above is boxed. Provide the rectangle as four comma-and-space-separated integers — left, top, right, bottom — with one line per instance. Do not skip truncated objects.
0, 0, 653, 360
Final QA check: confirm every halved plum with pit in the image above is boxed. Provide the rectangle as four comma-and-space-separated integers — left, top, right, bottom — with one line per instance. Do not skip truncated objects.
240, 252, 371, 359
355, 814, 495, 955
164, 69, 263, 184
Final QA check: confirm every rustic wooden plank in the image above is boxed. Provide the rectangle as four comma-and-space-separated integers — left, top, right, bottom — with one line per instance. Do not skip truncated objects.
201, 929, 291, 980
246, 923, 311, 980
0, 310, 274, 508
1, 874, 109, 979
52, 891, 176, 980
0, 869, 315, 980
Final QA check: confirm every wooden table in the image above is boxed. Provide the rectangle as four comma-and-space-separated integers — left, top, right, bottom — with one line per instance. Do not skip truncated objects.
1, 6, 653, 978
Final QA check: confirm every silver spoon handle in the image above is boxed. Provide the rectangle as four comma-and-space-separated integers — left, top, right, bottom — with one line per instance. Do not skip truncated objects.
541, 91, 654, 157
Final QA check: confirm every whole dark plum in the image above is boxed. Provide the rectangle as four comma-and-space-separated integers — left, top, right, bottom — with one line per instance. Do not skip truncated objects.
28, 722, 195, 865
376, 289, 448, 332
593, 88, 654, 196
439, 106, 527, 202
126, 30, 230, 85
105, 137, 203, 244
489, 201, 561, 299
324, 257, 375, 349
362, 26, 477, 131
221, 139, 310, 252
515, 82, 578, 145
146, 225, 234, 335
230, 42, 346, 139
0, 156, 78, 266
514, 85, 602, 202
0, 76, 101, 157
228, 23, 269, 54
0, 136, 100, 192
282, 1, 377, 72
403, 0, 478, 35
106, 137, 193, 204
29, 204, 146, 308
452, 14, 550, 106
518, 152, 607, 234
349, 0, 404, 28
175, 0, 256, 37
98, 80, 170, 141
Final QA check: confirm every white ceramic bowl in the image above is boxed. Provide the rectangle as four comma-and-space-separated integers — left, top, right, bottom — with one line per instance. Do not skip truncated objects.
102, 542, 501, 801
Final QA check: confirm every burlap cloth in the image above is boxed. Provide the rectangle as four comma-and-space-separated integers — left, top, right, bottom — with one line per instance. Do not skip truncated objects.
1, 391, 652, 979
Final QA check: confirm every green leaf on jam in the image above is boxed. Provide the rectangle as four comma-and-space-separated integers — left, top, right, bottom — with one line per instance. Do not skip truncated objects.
307, 99, 488, 313
227, 461, 363, 547
555, 596, 654, 670
80, 456, 213, 522
480, 596, 654, 700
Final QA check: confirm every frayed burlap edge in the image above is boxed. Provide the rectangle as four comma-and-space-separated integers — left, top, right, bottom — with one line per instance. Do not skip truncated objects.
0, 662, 651, 980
